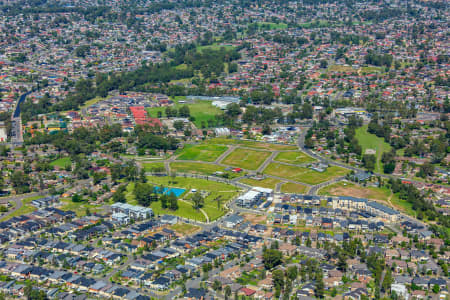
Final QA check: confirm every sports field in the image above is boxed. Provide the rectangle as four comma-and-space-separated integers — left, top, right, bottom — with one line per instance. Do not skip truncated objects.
50, 157, 71, 168
355, 125, 392, 173
222, 148, 271, 170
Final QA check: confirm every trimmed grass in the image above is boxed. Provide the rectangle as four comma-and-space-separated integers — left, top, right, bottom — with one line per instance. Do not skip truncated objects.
274, 151, 316, 164
50, 157, 71, 168
170, 162, 243, 179
280, 182, 309, 194
147, 98, 222, 128
125, 182, 138, 205
142, 162, 166, 172
222, 148, 271, 170
207, 138, 297, 150
264, 163, 349, 185
81, 96, 108, 109
176, 144, 228, 162
240, 177, 282, 189
359, 66, 383, 74
151, 199, 206, 222
141, 176, 240, 221
355, 125, 392, 173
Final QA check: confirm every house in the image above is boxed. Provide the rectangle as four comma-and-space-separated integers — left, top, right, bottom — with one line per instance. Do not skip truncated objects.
160, 215, 177, 225
223, 215, 244, 228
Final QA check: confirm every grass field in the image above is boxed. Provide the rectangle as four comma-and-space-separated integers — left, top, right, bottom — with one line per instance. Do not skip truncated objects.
144, 176, 240, 221
176, 144, 228, 162
80, 96, 108, 109
359, 66, 384, 74
142, 162, 166, 172
197, 43, 235, 52
146, 97, 222, 128
207, 138, 297, 150
240, 177, 282, 189
152, 199, 206, 222
280, 182, 309, 194
257, 22, 288, 30
274, 151, 316, 164
222, 148, 271, 170
170, 162, 243, 179
0, 195, 43, 221
264, 163, 348, 185
50, 157, 71, 168
59, 199, 103, 217
356, 125, 392, 173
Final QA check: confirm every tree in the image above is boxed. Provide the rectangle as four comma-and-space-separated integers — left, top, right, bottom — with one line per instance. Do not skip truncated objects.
168, 192, 178, 210
173, 120, 184, 131
432, 284, 440, 294
134, 183, 154, 206
212, 280, 222, 291
263, 248, 282, 269
362, 154, 376, 172
287, 266, 298, 281
192, 192, 204, 210
113, 185, 126, 203
11, 171, 31, 194
272, 269, 285, 298
315, 270, 325, 298
224, 285, 232, 299
382, 268, 393, 292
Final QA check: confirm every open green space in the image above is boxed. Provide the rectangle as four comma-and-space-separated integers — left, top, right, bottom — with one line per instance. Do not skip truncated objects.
50, 157, 72, 168
0, 195, 43, 221
355, 125, 392, 173
142, 162, 166, 173
59, 199, 103, 217
328, 65, 355, 73
256, 22, 288, 30
176, 144, 228, 162
222, 148, 271, 170
264, 163, 348, 185
274, 151, 316, 164
170, 162, 243, 179
146, 97, 222, 128
126, 176, 240, 221
359, 66, 384, 74
170, 223, 200, 235
280, 182, 309, 194
196, 43, 235, 52
240, 177, 282, 189
80, 96, 108, 109
207, 138, 297, 150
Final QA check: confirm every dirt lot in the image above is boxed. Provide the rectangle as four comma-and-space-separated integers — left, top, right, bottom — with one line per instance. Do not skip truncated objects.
243, 213, 267, 225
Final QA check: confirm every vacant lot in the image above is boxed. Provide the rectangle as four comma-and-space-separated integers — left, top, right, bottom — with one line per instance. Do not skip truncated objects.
243, 213, 267, 225
207, 138, 297, 151
177, 144, 228, 162
170, 162, 242, 178
280, 182, 308, 194
264, 163, 348, 185
222, 148, 271, 170
356, 125, 392, 173
170, 223, 200, 235
274, 151, 316, 164
142, 162, 166, 172
240, 177, 282, 189
318, 181, 391, 200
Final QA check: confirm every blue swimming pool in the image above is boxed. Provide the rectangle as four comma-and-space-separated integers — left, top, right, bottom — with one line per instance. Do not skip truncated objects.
153, 187, 186, 197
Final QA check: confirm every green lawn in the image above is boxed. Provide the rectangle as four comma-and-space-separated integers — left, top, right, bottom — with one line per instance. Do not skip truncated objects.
142, 176, 240, 221
240, 177, 281, 189
147, 98, 222, 128
280, 182, 309, 194
151, 199, 206, 222
264, 163, 349, 185
207, 138, 297, 151
176, 144, 228, 162
0, 195, 44, 221
222, 148, 271, 170
170, 162, 243, 179
80, 96, 108, 109
274, 151, 316, 164
142, 162, 166, 172
356, 125, 392, 173
50, 157, 71, 168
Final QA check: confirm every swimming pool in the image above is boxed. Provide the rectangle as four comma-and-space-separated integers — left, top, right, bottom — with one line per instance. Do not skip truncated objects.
153, 187, 186, 197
